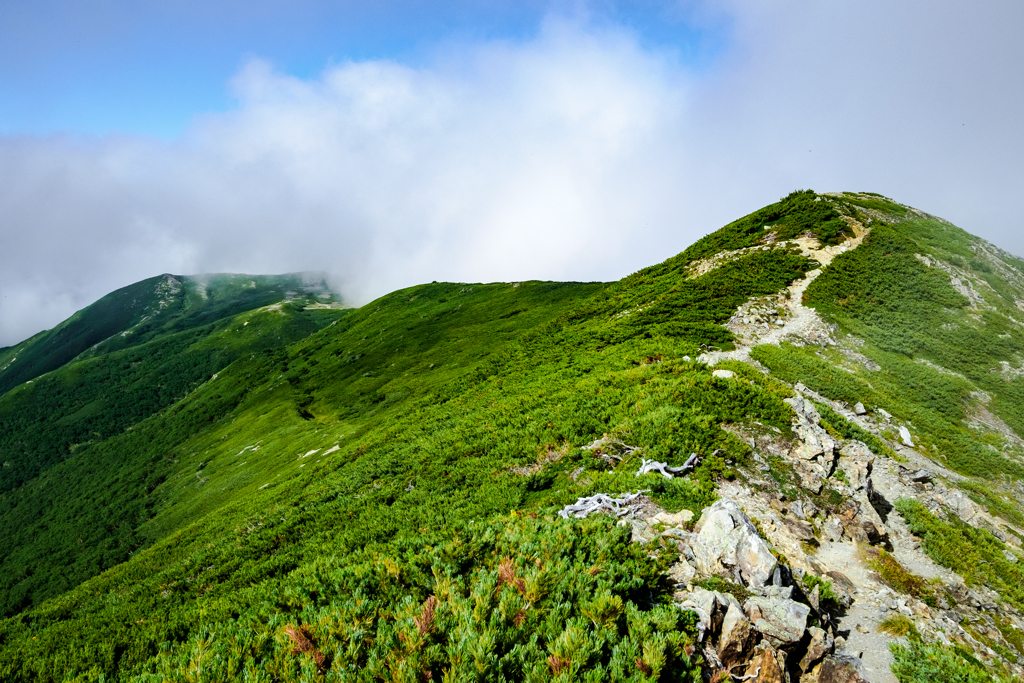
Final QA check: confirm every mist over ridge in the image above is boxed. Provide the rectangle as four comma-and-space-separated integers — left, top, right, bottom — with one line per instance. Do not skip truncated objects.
2, 2, 1023, 350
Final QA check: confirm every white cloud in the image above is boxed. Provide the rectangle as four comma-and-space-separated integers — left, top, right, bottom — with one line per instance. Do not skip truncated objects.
2, 2, 1024, 346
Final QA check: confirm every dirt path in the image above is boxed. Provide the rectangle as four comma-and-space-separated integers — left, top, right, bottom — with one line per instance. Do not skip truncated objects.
699, 224, 869, 366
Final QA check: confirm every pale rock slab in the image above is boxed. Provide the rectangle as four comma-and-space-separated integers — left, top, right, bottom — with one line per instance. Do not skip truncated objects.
745, 595, 811, 645
693, 500, 779, 588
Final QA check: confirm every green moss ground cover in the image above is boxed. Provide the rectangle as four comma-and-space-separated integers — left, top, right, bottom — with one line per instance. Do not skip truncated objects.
891, 638, 1015, 683
3, 191, 1024, 681
896, 499, 1024, 611
0, 222, 821, 680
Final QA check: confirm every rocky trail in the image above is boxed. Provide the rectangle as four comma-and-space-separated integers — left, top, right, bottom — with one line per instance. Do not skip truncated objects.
562, 379, 1024, 681
699, 224, 869, 367
559, 228, 1024, 682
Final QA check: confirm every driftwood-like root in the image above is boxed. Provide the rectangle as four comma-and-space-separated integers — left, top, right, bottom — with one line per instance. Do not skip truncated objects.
635, 453, 701, 479
558, 491, 648, 519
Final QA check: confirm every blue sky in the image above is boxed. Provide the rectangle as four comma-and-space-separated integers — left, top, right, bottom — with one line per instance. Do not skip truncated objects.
2, 1, 1024, 346
0, 0, 726, 138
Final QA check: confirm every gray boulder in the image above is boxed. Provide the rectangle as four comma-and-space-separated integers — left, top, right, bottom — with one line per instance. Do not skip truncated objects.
908, 469, 933, 483
675, 587, 722, 640
693, 499, 779, 588
852, 490, 889, 546
676, 587, 745, 645
745, 595, 810, 645
816, 654, 869, 683
838, 441, 874, 491
667, 560, 696, 586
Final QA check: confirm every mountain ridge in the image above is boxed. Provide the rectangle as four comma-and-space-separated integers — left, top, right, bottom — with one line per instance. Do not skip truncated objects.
2, 191, 1024, 682
0, 271, 343, 396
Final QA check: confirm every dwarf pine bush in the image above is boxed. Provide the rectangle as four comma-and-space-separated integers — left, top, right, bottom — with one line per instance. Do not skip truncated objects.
132, 514, 702, 682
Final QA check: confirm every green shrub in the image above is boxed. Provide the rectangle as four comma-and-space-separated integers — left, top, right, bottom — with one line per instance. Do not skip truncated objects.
896, 499, 1024, 611
865, 547, 937, 608
693, 576, 751, 604
801, 574, 841, 613
879, 614, 918, 638
891, 639, 1014, 683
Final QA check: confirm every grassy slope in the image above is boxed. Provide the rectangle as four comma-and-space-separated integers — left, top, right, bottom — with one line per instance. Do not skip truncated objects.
0, 304, 348, 617
0, 275, 348, 617
0, 272, 338, 397
0, 303, 346, 495
2, 191, 1019, 682
753, 194, 1024, 486
0, 193, 835, 681
746, 195, 1024, 679
0, 275, 176, 396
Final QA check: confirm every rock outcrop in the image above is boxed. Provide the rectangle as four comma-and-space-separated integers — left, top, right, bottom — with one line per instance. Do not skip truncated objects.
572, 374, 1024, 681
693, 500, 779, 588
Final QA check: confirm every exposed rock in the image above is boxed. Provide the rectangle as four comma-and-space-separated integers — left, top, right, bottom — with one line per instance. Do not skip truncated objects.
676, 587, 726, 640
947, 491, 980, 522
853, 402, 867, 415
838, 441, 874, 491
761, 585, 794, 600
816, 654, 869, 683
781, 516, 815, 541
857, 491, 890, 546
898, 426, 914, 448
712, 369, 735, 379
823, 571, 856, 608
797, 468, 825, 494
718, 602, 755, 669
693, 500, 779, 587
668, 561, 696, 586
786, 393, 820, 424
800, 627, 834, 673
745, 595, 810, 645
653, 510, 694, 526
661, 449, 1024, 679
837, 494, 889, 547
793, 423, 827, 460
744, 645, 786, 683
821, 516, 845, 543
908, 469, 933, 484
807, 584, 821, 612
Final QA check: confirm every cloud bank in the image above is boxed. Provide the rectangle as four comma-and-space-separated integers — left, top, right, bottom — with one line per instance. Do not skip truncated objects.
2, 1, 1023, 346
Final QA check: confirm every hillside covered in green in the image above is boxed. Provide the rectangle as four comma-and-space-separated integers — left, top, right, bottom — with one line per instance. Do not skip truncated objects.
0, 273, 348, 615
2, 191, 1024, 682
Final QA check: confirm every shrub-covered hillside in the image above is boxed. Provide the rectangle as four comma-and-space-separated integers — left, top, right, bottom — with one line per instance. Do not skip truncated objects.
2, 191, 1024, 682
0, 272, 339, 396
0, 274, 349, 616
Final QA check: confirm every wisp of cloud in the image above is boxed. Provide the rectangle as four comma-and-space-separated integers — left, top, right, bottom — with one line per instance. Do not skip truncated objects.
1, 1, 1022, 347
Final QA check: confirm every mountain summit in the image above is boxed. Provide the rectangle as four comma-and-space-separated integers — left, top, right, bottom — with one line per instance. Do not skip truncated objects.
2, 191, 1023, 682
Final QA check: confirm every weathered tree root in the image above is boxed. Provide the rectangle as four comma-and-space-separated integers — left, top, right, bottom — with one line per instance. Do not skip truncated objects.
558, 491, 649, 519
636, 453, 701, 479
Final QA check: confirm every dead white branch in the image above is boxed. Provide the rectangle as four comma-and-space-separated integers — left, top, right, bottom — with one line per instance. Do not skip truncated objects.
558, 491, 649, 519
635, 453, 701, 479
636, 460, 685, 478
